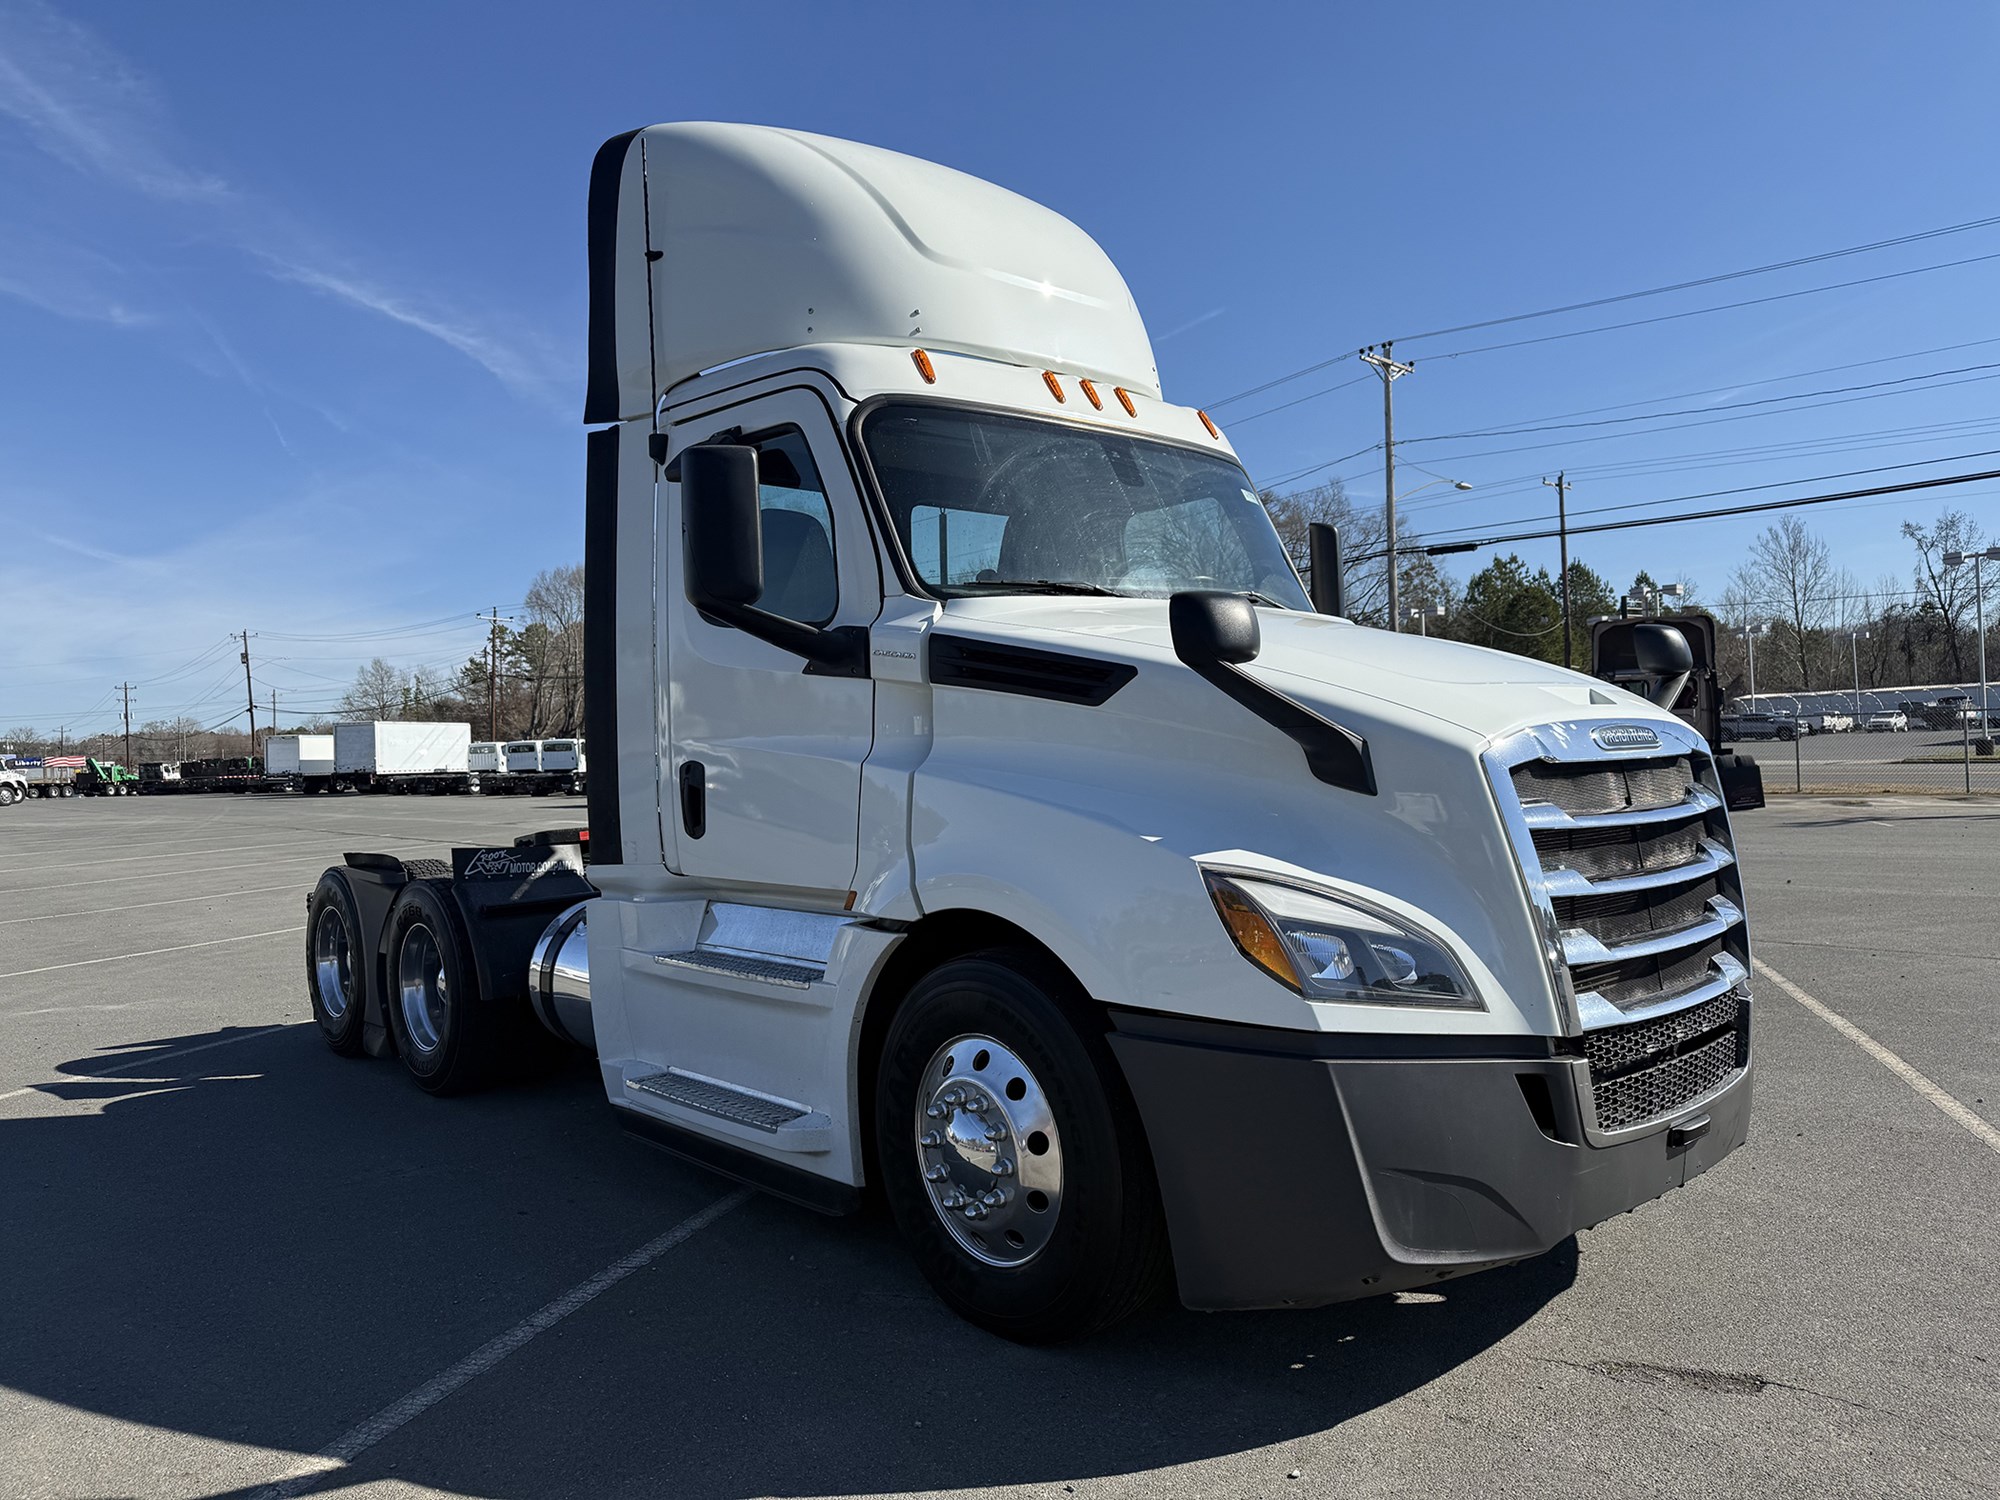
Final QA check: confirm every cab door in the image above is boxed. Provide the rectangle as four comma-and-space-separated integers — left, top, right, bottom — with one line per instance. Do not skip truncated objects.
660, 388, 876, 895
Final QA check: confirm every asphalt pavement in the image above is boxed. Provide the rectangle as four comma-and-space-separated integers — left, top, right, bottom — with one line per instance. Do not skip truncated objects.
0, 790, 1995, 1499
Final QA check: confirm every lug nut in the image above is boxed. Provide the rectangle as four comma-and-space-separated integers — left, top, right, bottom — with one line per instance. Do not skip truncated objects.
962, 1204, 987, 1220
925, 1103, 945, 1119
925, 1164, 948, 1181
985, 1124, 1007, 1141
980, 1189, 1006, 1207
993, 1159, 1014, 1176
964, 1096, 986, 1113
920, 1130, 942, 1148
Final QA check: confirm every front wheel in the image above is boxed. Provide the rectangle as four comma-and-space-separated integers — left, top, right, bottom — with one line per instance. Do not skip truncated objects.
875, 950, 1171, 1344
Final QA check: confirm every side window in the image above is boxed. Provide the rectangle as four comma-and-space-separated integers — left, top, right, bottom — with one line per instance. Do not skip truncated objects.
910, 504, 1008, 586
752, 428, 838, 626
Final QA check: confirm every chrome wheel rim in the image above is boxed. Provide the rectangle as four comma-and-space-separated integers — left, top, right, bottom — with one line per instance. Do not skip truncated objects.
915, 1034, 1063, 1268
312, 905, 354, 1021
396, 922, 449, 1054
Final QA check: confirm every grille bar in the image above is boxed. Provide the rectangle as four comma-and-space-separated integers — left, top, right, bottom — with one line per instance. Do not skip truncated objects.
1574, 951, 1747, 1030
1561, 897, 1743, 967
1541, 839, 1734, 898
1520, 782, 1722, 831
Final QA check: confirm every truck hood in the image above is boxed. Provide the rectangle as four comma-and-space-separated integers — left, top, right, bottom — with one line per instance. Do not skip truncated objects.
934, 596, 1651, 742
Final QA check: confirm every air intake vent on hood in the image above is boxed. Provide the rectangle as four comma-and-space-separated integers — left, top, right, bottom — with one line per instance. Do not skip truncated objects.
928, 635, 1137, 706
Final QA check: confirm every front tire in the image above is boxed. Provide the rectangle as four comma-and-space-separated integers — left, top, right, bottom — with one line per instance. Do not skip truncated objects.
875, 949, 1170, 1344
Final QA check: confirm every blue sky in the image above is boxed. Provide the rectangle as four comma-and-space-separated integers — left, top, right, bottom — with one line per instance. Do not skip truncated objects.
3, 1, 1996, 734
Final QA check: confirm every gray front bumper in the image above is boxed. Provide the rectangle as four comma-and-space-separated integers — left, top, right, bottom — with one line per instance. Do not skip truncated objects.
1107, 1010, 1751, 1311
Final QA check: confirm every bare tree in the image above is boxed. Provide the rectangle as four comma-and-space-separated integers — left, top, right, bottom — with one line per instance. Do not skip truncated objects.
522, 564, 586, 735
1902, 508, 1985, 682
1738, 517, 1838, 689
339, 658, 406, 720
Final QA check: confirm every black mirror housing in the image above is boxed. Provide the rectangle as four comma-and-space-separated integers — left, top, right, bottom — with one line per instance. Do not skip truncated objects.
681, 444, 764, 609
1630, 622, 1694, 708
1170, 591, 1261, 667
1307, 522, 1344, 617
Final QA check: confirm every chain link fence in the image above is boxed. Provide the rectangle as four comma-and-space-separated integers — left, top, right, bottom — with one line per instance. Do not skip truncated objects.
1726, 689, 2000, 794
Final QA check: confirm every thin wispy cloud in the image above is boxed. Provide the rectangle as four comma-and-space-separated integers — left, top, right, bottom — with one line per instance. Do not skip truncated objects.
0, 0, 225, 202
0, 0, 560, 406
260, 257, 566, 409
0, 268, 150, 326
1157, 306, 1227, 343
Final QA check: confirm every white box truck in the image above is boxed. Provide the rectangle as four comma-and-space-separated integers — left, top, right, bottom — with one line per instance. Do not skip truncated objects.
304, 124, 1750, 1344
469, 741, 505, 776
331, 721, 477, 795
266, 734, 335, 791
494, 737, 585, 796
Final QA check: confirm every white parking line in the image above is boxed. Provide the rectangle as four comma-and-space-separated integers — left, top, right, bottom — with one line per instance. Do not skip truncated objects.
0, 837, 349, 872
0, 883, 307, 926
0, 1023, 295, 1102
1754, 956, 2000, 1157
245, 1189, 751, 1499
6, 851, 384, 895
0, 926, 302, 981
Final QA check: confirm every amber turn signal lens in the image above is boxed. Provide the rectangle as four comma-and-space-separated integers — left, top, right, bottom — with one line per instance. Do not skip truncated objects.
1079, 378, 1103, 410
1198, 409, 1221, 440
1042, 370, 1066, 403
912, 348, 936, 384
1113, 386, 1137, 417
1205, 875, 1297, 991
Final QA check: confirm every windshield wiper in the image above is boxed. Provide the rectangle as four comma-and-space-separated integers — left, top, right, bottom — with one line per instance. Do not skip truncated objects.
955, 579, 1125, 597
1238, 591, 1293, 609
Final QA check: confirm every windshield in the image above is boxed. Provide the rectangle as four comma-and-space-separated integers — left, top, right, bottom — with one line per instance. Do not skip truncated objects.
861, 404, 1310, 609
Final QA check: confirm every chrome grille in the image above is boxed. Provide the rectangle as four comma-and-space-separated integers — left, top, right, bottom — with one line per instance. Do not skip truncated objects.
1587, 1001, 1749, 1132
1484, 722, 1752, 1133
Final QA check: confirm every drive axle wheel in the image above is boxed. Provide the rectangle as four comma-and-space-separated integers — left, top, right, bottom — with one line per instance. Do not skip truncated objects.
383, 880, 493, 1095
305, 872, 368, 1055
876, 949, 1170, 1344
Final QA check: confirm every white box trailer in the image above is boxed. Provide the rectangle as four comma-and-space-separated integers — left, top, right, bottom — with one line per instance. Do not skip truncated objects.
303, 124, 1751, 1344
469, 741, 505, 774
266, 734, 335, 781
330, 722, 476, 795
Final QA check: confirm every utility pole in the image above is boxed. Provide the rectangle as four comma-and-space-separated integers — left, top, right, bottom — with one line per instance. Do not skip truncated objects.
479, 607, 506, 740
1542, 473, 1574, 667
240, 631, 257, 758
1360, 344, 1415, 629
270, 687, 278, 740
117, 682, 135, 767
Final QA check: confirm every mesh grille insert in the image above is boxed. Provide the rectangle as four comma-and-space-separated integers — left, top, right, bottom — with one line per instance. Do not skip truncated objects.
1560, 876, 1720, 949
1534, 820, 1706, 882
1512, 756, 1693, 816
1582, 990, 1748, 1131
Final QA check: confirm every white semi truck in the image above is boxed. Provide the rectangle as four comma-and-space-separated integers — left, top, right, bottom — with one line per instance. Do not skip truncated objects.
305, 123, 1752, 1343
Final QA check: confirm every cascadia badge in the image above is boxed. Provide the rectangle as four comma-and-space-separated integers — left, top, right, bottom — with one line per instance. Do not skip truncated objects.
1591, 723, 1663, 752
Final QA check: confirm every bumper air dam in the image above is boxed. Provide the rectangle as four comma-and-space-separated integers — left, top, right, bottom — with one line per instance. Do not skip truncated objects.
1106, 1009, 1751, 1311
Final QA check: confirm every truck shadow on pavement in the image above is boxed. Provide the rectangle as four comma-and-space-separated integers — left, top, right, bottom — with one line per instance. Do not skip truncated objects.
3, 1023, 1576, 1499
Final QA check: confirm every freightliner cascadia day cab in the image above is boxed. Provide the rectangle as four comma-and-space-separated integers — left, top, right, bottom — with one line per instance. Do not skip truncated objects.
305, 123, 1752, 1343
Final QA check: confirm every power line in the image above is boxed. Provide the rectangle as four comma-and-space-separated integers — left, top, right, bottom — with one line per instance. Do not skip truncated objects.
1358, 465, 2000, 563
1206, 214, 2000, 408
1390, 214, 2000, 344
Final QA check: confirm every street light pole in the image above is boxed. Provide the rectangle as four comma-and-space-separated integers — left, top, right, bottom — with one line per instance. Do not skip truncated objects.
1542, 473, 1573, 667
1744, 623, 1760, 707
1850, 629, 1868, 716
1945, 547, 2000, 728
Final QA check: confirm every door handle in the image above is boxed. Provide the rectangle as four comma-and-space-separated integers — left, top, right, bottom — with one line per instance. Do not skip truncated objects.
679, 761, 706, 839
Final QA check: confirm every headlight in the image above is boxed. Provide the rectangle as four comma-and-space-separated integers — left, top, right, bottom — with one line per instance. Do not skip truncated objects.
1203, 872, 1483, 1010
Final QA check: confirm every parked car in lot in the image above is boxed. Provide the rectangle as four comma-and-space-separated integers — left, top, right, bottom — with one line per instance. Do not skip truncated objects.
1732, 711, 1802, 741
1866, 711, 1909, 732
1805, 711, 1853, 734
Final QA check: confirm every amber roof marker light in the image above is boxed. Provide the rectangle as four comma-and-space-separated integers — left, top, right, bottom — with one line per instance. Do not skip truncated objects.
1078, 378, 1104, 410
1042, 370, 1067, 403
1198, 409, 1221, 440
911, 348, 936, 384
1113, 386, 1137, 417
